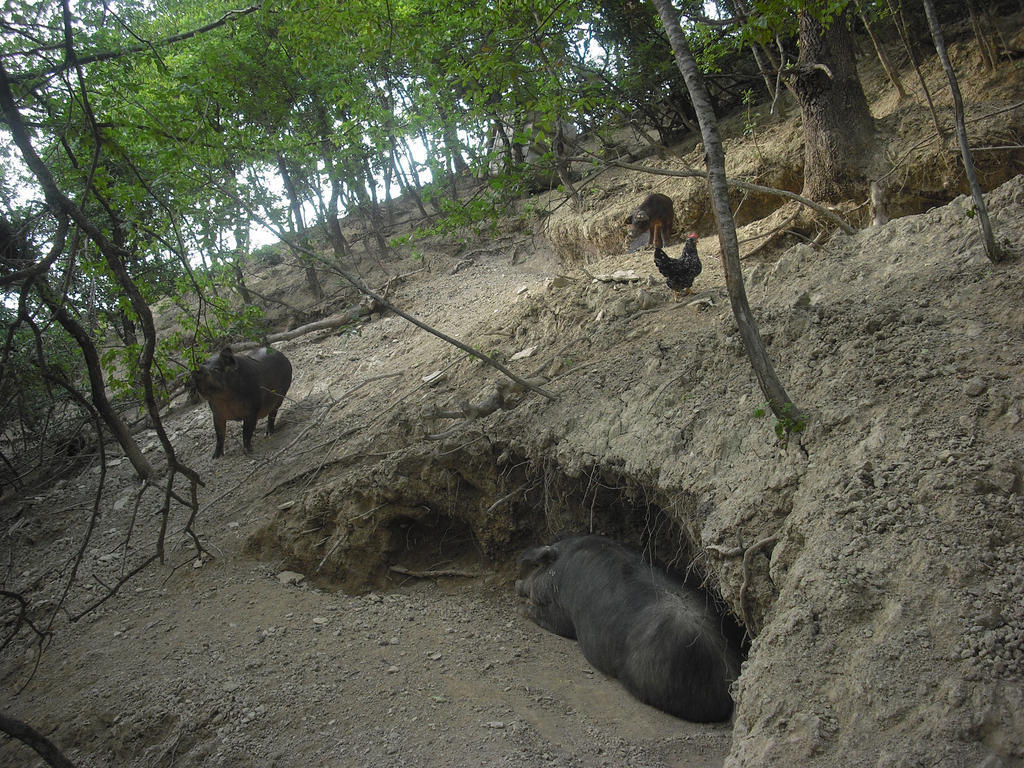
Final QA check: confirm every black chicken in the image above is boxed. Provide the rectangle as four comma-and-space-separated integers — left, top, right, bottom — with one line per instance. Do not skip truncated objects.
654, 233, 701, 300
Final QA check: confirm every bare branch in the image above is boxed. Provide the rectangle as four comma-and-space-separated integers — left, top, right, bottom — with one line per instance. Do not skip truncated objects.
0, 711, 78, 768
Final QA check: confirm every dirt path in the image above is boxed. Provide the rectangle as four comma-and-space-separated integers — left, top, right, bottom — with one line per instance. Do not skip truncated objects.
3, 555, 731, 767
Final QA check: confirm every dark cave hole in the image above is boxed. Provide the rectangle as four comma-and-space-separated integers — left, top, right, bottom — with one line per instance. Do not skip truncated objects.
378, 511, 485, 587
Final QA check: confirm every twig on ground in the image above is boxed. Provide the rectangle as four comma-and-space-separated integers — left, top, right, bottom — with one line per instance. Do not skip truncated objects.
388, 565, 482, 579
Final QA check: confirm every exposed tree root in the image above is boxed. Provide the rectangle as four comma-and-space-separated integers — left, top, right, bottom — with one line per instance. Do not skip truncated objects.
706, 534, 779, 636
424, 378, 547, 440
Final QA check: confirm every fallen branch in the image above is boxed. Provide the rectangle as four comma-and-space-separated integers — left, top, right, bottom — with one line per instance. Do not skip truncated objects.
875, 99, 1024, 187
0, 711, 78, 768
67, 553, 160, 622
205, 181, 556, 401
231, 296, 379, 351
388, 565, 482, 579
740, 210, 802, 260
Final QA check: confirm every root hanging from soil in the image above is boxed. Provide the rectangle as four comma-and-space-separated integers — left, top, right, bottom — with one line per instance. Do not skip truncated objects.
424, 378, 548, 439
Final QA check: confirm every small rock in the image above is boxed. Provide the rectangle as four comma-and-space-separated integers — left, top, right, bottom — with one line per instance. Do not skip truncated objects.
964, 377, 988, 397
312, 617, 329, 626
548, 275, 572, 289
594, 269, 639, 283
685, 296, 714, 310
510, 346, 537, 361
277, 571, 305, 586
485, 721, 505, 729
386, 665, 400, 674
422, 370, 446, 386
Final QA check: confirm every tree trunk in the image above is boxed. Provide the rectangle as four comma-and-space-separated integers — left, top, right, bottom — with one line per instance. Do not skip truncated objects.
229, 214, 254, 305
276, 153, 324, 300
357, 155, 392, 261
966, 0, 998, 69
750, 42, 777, 102
325, 179, 352, 261
888, 0, 946, 145
552, 119, 582, 208
789, 9, 875, 202
922, 0, 1001, 262
651, 0, 803, 429
387, 143, 430, 220
855, 0, 907, 98
37, 280, 155, 480
400, 135, 434, 217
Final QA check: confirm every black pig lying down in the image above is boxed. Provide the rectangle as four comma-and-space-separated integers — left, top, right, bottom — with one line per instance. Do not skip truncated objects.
516, 534, 742, 722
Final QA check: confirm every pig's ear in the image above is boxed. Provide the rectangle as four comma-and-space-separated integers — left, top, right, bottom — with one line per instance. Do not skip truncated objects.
518, 544, 559, 567
219, 347, 236, 367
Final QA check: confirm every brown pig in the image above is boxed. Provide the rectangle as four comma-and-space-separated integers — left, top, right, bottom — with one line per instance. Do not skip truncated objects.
625, 192, 674, 251
191, 346, 292, 458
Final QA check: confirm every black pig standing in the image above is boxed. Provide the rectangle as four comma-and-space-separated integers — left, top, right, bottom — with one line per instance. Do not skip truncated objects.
516, 534, 742, 722
191, 346, 292, 458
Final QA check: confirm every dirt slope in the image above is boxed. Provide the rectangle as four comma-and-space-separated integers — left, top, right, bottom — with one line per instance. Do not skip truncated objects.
3, 30, 1024, 768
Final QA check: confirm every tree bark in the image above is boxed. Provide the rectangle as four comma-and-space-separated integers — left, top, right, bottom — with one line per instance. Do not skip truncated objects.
789, 9, 875, 202
922, 0, 1001, 262
651, 0, 803, 428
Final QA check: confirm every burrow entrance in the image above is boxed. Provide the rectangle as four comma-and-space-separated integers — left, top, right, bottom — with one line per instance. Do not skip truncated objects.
250, 442, 746, 639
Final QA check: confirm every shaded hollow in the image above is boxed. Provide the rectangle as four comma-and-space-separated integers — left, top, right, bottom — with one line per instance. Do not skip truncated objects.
249, 442, 747, 645
376, 511, 484, 586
